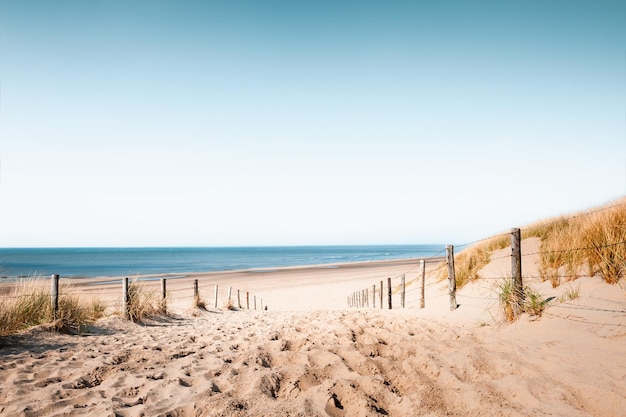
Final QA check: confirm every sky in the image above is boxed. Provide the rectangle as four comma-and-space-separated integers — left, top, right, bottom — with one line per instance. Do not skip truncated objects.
0, 0, 624, 247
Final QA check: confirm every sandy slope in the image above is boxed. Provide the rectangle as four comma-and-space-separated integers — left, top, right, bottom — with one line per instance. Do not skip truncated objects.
1, 242, 625, 417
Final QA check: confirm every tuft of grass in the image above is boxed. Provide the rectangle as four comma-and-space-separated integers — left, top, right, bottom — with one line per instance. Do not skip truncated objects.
523, 286, 546, 318
0, 280, 105, 336
560, 282, 581, 302
496, 279, 546, 322
126, 281, 161, 322
194, 294, 206, 310
497, 279, 518, 322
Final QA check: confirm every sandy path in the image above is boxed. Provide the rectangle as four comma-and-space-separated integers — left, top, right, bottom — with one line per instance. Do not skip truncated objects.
1, 307, 624, 417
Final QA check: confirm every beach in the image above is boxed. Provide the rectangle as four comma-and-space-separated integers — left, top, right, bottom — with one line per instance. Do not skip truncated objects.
1, 239, 625, 416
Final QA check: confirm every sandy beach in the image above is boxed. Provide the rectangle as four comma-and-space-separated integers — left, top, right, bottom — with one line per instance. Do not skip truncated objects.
1, 239, 625, 416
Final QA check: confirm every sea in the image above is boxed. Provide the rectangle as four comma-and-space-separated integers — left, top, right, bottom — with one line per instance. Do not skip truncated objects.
0, 245, 444, 279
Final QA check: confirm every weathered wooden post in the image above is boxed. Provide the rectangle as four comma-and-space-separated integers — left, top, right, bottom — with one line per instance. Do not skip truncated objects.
214, 284, 219, 309
161, 278, 167, 301
387, 277, 392, 309
260, 298, 263, 310
254, 296, 257, 310
365, 288, 369, 308
372, 284, 376, 308
401, 274, 406, 308
51, 274, 59, 319
511, 228, 524, 316
420, 259, 426, 309
123, 277, 130, 320
246, 291, 250, 309
237, 289, 241, 309
228, 286, 232, 304
380, 280, 383, 309
447, 245, 457, 311
194, 279, 199, 304
160, 278, 167, 312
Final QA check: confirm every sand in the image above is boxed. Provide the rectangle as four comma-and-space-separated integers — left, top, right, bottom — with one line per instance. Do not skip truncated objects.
1, 240, 625, 416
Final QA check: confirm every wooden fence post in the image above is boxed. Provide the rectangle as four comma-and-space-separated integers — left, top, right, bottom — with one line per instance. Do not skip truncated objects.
447, 245, 457, 311
246, 292, 250, 309
194, 279, 199, 304
123, 277, 130, 320
511, 227, 524, 315
365, 288, 369, 308
51, 274, 59, 320
372, 284, 376, 308
228, 286, 232, 303
238, 289, 241, 309
380, 280, 383, 309
160, 278, 167, 312
161, 278, 167, 301
254, 296, 257, 310
260, 298, 263, 310
420, 259, 426, 309
214, 284, 219, 309
401, 274, 405, 308
387, 277, 392, 309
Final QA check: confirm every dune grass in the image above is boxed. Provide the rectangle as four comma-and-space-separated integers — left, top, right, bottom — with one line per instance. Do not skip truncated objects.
435, 198, 626, 289
435, 234, 510, 288
496, 279, 547, 322
528, 199, 626, 285
0, 280, 105, 337
126, 281, 163, 322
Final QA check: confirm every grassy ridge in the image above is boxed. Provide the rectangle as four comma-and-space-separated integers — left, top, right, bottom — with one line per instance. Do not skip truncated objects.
0, 281, 105, 337
0, 280, 164, 337
439, 198, 626, 288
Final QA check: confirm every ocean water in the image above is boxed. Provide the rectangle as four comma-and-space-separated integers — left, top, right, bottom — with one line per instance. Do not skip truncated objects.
0, 245, 444, 279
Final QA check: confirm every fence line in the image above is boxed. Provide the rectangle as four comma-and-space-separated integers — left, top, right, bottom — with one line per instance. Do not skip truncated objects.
345, 227, 625, 323
0, 275, 266, 323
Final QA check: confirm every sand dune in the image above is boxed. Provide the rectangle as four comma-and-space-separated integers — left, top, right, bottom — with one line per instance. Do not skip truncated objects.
1, 243, 625, 416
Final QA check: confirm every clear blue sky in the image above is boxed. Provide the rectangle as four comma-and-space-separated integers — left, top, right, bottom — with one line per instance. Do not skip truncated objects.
0, 1, 624, 247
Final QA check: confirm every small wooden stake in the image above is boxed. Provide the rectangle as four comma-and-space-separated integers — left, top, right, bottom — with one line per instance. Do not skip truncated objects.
420, 259, 426, 309
246, 292, 250, 309
123, 277, 130, 320
254, 296, 257, 310
372, 284, 376, 308
51, 274, 59, 320
214, 284, 219, 308
161, 278, 167, 301
194, 279, 199, 303
228, 286, 232, 303
511, 227, 524, 316
380, 280, 383, 309
447, 245, 457, 311
401, 274, 406, 308
387, 277, 392, 310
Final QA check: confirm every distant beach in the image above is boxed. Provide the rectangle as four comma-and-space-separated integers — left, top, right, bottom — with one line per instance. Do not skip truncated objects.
0, 245, 444, 279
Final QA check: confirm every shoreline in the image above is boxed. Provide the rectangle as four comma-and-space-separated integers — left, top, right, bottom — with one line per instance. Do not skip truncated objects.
0, 256, 445, 284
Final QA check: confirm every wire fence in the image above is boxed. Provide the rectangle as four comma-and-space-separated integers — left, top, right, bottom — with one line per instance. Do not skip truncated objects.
0, 275, 266, 321
345, 225, 626, 326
